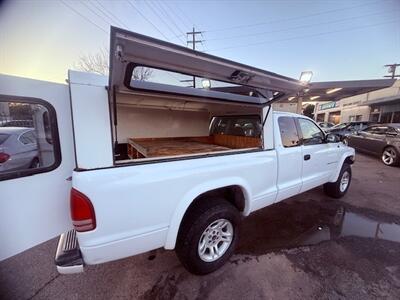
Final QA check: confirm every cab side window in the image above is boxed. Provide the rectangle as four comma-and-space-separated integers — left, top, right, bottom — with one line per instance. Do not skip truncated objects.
374, 126, 389, 135
298, 118, 325, 145
278, 117, 300, 147
363, 126, 375, 133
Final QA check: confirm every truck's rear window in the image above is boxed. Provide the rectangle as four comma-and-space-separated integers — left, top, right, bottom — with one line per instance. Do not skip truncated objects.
210, 116, 261, 137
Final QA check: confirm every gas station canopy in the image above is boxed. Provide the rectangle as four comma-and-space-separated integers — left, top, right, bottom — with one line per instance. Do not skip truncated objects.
284, 79, 396, 102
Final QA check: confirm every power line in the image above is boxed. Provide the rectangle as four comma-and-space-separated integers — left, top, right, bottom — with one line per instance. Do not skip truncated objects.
203, 0, 381, 34
60, 0, 108, 34
206, 9, 399, 42
384, 64, 400, 79
94, 0, 128, 29
144, 1, 186, 44
89, 1, 122, 27
173, 2, 194, 29
125, 0, 170, 41
80, 1, 114, 28
153, 1, 187, 38
208, 19, 398, 52
162, 1, 191, 32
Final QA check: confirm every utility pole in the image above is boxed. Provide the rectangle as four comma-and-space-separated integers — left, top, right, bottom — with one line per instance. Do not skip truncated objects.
384, 63, 400, 79
186, 27, 204, 88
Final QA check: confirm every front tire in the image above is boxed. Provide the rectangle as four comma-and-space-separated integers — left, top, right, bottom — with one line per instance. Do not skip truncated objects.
382, 146, 399, 166
324, 163, 352, 198
176, 198, 240, 275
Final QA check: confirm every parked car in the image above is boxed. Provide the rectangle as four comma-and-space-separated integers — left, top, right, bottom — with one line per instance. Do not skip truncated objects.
346, 124, 400, 166
318, 122, 335, 129
0, 127, 39, 172
326, 121, 373, 143
2, 27, 394, 276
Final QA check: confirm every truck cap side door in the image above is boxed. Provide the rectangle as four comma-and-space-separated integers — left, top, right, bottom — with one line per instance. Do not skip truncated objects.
0, 74, 74, 261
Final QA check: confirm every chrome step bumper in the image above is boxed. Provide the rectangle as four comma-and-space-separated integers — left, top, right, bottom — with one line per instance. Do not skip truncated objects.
55, 229, 84, 274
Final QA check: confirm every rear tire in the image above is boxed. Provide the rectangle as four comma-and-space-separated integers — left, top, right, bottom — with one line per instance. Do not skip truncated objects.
175, 198, 240, 275
324, 163, 352, 198
381, 146, 399, 166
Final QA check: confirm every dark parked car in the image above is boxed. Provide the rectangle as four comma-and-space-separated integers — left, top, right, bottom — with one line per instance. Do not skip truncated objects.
346, 124, 400, 166
326, 121, 373, 142
318, 122, 335, 130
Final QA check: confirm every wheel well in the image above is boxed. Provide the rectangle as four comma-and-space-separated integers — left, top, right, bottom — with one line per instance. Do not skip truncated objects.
344, 155, 355, 165
184, 185, 245, 216
383, 145, 396, 152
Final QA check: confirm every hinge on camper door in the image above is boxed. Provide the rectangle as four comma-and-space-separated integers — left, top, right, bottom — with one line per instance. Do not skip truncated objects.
115, 45, 127, 63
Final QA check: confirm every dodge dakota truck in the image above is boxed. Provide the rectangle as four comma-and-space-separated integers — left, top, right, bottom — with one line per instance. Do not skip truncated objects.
0, 27, 392, 275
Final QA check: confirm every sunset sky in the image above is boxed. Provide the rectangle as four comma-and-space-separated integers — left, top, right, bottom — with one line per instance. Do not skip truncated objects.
0, 0, 399, 83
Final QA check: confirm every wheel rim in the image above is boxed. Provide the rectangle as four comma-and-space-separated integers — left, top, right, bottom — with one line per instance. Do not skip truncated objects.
340, 171, 350, 192
198, 219, 233, 262
382, 149, 396, 165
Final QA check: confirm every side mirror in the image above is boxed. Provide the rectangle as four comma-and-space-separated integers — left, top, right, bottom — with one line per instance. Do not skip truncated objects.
326, 133, 340, 143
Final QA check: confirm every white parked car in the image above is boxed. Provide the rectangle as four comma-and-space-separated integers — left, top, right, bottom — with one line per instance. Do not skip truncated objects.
2, 27, 394, 275
0, 127, 39, 172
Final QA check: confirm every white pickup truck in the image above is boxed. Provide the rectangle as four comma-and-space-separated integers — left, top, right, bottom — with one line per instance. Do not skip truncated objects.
4, 27, 390, 275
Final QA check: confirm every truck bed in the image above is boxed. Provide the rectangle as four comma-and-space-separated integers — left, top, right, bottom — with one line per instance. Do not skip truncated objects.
127, 135, 261, 159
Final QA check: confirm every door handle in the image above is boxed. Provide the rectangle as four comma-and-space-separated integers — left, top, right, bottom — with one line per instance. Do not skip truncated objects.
304, 154, 311, 161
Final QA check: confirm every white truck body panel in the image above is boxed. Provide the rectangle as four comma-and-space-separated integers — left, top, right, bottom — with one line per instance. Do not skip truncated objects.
0, 74, 74, 260
68, 71, 113, 170
74, 150, 278, 264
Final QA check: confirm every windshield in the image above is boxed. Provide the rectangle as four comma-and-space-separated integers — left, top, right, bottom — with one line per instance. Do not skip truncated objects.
0, 134, 10, 145
332, 123, 348, 130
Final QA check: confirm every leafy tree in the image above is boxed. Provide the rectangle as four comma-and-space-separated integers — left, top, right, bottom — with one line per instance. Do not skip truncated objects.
303, 104, 315, 119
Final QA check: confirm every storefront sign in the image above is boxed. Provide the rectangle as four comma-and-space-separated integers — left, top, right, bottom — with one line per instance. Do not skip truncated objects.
319, 102, 337, 110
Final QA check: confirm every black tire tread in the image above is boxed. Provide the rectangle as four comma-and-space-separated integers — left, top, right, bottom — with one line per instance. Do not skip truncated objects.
176, 198, 240, 275
324, 163, 351, 199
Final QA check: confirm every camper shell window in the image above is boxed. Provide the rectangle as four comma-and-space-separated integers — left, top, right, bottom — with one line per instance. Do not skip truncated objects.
124, 64, 284, 105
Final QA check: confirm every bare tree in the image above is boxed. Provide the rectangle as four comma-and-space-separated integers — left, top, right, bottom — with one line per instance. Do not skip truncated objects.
75, 47, 153, 81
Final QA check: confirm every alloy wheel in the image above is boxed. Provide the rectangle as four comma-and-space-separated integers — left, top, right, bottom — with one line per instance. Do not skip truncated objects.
382, 148, 396, 165
340, 171, 350, 192
198, 219, 233, 262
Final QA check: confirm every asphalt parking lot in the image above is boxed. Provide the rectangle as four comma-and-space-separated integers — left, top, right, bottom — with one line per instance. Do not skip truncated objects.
1, 153, 400, 299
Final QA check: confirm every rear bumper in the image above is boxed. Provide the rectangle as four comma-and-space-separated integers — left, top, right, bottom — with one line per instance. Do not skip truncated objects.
55, 230, 84, 274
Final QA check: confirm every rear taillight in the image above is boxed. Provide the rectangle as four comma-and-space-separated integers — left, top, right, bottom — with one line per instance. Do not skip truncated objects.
70, 188, 96, 232
0, 152, 10, 163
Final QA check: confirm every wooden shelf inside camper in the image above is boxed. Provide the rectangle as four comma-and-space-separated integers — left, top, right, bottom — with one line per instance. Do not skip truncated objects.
128, 137, 230, 158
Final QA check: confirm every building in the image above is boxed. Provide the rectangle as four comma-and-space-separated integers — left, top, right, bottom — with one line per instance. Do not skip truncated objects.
314, 80, 400, 124
272, 101, 297, 113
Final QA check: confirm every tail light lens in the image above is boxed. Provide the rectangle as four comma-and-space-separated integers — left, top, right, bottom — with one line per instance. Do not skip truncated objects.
70, 188, 96, 232
0, 152, 10, 163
